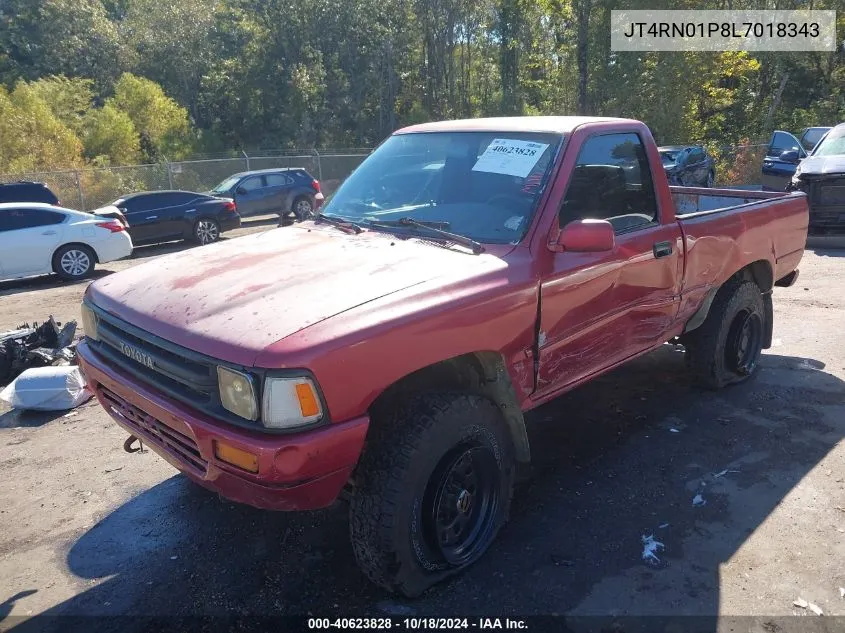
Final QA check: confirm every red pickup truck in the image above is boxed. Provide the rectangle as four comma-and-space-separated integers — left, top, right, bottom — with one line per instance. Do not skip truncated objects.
77, 117, 808, 596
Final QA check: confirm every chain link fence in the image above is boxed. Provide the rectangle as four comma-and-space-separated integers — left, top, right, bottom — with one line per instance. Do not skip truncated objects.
0, 149, 371, 211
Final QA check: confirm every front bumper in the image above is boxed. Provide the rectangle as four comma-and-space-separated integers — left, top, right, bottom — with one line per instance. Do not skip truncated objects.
77, 340, 369, 510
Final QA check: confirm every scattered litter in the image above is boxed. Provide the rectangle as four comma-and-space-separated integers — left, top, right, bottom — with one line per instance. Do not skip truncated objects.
692, 494, 707, 507
658, 523, 669, 529
641, 534, 664, 565
62, 410, 79, 418
104, 467, 124, 474
712, 469, 740, 479
0, 366, 92, 411
808, 603, 823, 616
794, 598, 808, 609
0, 316, 78, 383
170, 555, 178, 561
669, 428, 680, 433
839, 587, 844, 599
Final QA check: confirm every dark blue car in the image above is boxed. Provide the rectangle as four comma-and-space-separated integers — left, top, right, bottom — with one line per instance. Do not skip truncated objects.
208, 168, 323, 219
761, 127, 832, 191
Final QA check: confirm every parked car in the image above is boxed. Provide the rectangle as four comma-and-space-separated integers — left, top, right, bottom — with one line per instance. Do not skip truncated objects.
0, 203, 132, 281
761, 127, 833, 191
786, 122, 845, 235
0, 181, 60, 205
78, 116, 807, 597
208, 168, 323, 218
658, 145, 716, 187
92, 191, 241, 246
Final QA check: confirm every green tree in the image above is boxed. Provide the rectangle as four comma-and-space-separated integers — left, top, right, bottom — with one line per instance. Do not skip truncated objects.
83, 103, 141, 165
25, 75, 96, 133
110, 73, 192, 160
0, 83, 83, 173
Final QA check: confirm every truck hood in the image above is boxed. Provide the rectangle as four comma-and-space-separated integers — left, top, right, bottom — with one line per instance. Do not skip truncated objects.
799, 154, 845, 176
87, 225, 500, 366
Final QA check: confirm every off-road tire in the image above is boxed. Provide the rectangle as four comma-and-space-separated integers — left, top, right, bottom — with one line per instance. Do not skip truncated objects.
52, 244, 96, 281
349, 393, 515, 597
685, 280, 765, 389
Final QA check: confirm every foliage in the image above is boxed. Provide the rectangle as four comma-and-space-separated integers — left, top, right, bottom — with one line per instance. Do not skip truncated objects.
83, 103, 141, 165
0, 0, 843, 174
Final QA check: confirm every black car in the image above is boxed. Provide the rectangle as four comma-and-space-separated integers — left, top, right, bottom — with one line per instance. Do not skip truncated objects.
658, 145, 716, 187
786, 122, 845, 235
208, 168, 324, 218
94, 191, 241, 246
0, 181, 60, 205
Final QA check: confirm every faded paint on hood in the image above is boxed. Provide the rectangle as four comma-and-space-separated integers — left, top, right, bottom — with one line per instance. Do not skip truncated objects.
87, 225, 497, 366
800, 154, 845, 176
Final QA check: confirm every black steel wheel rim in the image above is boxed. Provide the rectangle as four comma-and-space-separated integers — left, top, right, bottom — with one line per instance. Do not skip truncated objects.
726, 309, 763, 375
422, 444, 500, 566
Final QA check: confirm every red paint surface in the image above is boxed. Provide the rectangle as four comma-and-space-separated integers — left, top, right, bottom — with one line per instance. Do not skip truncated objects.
84, 117, 808, 511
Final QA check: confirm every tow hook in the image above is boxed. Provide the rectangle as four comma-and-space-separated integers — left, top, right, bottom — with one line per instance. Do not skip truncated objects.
123, 434, 145, 453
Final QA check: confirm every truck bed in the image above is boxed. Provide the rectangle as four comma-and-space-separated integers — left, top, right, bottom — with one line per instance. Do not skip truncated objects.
670, 186, 809, 325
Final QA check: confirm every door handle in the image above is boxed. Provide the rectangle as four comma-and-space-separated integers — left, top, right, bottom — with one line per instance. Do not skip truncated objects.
653, 241, 673, 258
41, 230, 57, 235
146, 216, 158, 220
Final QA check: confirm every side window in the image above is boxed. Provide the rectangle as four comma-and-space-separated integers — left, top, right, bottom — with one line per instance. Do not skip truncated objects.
689, 148, 705, 163
559, 133, 659, 234
768, 131, 801, 157
239, 176, 264, 192
162, 192, 199, 205
265, 173, 293, 187
0, 208, 64, 231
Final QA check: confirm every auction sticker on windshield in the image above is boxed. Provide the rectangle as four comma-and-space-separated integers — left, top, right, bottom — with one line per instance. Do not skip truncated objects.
472, 138, 549, 178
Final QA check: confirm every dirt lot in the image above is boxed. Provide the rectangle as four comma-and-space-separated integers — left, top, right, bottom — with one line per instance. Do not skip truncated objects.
0, 226, 843, 631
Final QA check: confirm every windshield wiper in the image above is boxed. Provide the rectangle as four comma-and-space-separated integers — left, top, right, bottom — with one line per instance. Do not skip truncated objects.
314, 213, 363, 234
366, 217, 484, 255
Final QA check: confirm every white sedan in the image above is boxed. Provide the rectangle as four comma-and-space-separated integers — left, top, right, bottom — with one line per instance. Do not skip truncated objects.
0, 203, 134, 282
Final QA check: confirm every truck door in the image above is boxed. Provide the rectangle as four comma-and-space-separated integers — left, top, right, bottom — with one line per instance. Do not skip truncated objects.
536, 132, 682, 397
762, 131, 805, 191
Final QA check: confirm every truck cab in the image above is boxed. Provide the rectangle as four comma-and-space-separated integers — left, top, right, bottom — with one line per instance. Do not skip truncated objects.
77, 116, 808, 597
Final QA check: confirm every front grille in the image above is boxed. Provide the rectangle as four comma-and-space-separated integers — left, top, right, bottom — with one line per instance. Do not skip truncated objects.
100, 386, 208, 476
807, 178, 845, 234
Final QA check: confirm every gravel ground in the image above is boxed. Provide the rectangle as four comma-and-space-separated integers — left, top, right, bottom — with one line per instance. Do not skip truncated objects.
0, 228, 843, 630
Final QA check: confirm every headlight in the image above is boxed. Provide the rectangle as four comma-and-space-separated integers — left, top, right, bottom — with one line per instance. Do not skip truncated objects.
80, 303, 99, 341
262, 376, 323, 429
217, 366, 258, 421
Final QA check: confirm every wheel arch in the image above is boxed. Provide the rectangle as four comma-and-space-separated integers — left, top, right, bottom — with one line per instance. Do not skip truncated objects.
683, 259, 774, 347
368, 351, 531, 470
52, 242, 99, 266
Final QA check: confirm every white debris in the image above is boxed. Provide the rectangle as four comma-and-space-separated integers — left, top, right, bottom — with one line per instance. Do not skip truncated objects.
712, 469, 740, 479
170, 555, 178, 561
659, 523, 669, 529
839, 587, 844, 599
669, 428, 680, 433
808, 602, 823, 616
793, 598, 808, 608
0, 366, 92, 411
641, 534, 664, 564
692, 494, 707, 507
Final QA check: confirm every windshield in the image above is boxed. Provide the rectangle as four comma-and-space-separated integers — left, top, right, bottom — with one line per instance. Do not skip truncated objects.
811, 127, 845, 157
320, 131, 562, 243
211, 175, 241, 193
801, 128, 830, 151
659, 150, 679, 165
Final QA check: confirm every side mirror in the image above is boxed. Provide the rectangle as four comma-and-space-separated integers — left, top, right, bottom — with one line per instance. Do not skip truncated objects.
553, 219, 616, 253
235, 186, 247, 195
779, 150, 800, 164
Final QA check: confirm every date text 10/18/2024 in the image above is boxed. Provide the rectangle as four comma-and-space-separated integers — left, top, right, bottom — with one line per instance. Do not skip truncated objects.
308, 618, 528, 630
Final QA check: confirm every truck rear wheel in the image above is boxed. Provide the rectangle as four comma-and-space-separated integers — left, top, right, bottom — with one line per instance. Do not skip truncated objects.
349, 393, 515, 597
684, 280, 765, 389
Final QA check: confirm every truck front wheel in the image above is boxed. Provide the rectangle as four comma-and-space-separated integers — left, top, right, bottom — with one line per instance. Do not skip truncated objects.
349, 394, 515, 597
684, 280, 765, 389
